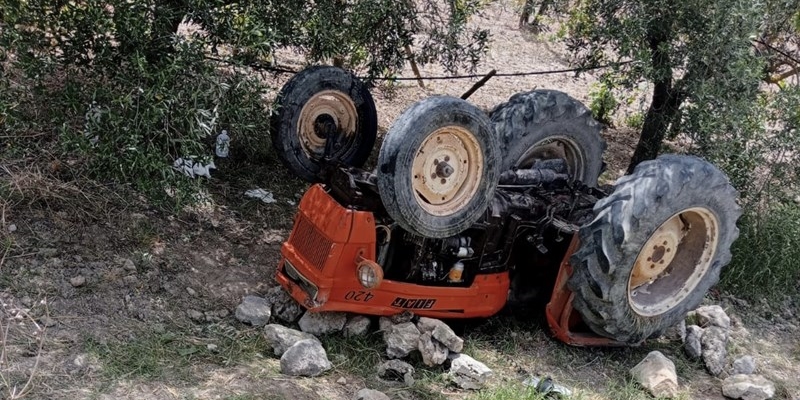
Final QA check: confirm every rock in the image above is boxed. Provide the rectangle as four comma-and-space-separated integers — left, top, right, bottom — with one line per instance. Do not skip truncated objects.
123, 275, 137, 285
378, 317, 393, 332
684, 325, 704, 359
416, 317, 464, 353
263, 324, 320, 356
377, 359, 415, 386
266, 286, 304, 323
298, 311, 347, 336
7, 224, 16, 233
72, 353, 89, 368
186, 287, 197, 296
40, 316, 57, 327
336, 377, 347, 385
447, 353, 493, 390
383, 322, 421, 359
433, 324, 463, 353
279, 339, 332, 377
235, 295, 272, 327
663, 320, 686, 342
418, 332, 449, 366
416, 317, 442, 333
722, 374, 775, 400
344, 315, 371, 337
122, 258, 137, 272
187, 309, 204, 321
70, 276, 86, 287
390, 311, 414, 324
701, 326, 729, 376
629, 351, 679, 398
695, 305, 731, 330
354, 388, 390, 400
733, 356, 756, 375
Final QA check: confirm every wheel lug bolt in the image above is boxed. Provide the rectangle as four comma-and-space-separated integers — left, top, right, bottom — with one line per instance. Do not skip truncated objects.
440, 178, 446, 184
434, 159, 439, 165
444, 156, 450, 162
431, 173, 437, 179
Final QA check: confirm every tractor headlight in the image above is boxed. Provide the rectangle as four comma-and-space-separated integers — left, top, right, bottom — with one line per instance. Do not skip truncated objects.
356, 259, 383, 289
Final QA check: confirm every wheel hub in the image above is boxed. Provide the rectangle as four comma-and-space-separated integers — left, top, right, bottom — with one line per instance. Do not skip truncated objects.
630, 217, 683, 288
628, 208, 720, 317
516, 137, 584, 182
411, 126, 483, 216
298, 90, 358, 158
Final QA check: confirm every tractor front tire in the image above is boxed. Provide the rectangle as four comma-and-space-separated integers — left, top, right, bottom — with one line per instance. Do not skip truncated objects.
270, 65, 378, 182
377, 96, 500, 238
569, 155, 741, 344
489, 89, 606, 186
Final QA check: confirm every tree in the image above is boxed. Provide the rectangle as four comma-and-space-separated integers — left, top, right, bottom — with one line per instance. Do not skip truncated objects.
566, 0, 765, 173
0, 0, 490, 205
755, 0, 800, 85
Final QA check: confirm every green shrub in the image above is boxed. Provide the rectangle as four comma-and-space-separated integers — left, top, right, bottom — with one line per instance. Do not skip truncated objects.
624, 112, 644, 129
1, 0, 490, 209
588, 81, 618, 126
722, 203, 800, 299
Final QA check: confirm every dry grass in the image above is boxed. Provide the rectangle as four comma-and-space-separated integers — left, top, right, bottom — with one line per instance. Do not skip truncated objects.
0, 297, 48, 399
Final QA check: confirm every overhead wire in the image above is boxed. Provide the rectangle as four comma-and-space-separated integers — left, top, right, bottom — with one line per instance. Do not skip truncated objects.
205, 55, 633, 81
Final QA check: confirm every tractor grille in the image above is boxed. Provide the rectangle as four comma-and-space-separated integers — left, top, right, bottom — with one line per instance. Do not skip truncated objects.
289, 216, 332, 271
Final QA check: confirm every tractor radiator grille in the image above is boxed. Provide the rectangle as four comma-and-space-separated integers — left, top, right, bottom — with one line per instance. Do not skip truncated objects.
289, 216, 332, 271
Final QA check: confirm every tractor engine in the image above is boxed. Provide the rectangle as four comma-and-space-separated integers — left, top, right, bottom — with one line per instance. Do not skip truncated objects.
344, 159, 604, 292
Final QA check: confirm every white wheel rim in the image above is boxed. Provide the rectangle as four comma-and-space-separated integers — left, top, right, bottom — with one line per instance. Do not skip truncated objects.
628, 207, 720, 317
411, 126, 483, 216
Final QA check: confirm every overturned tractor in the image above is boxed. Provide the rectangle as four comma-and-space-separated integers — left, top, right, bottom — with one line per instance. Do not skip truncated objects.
269, 66, 741, 346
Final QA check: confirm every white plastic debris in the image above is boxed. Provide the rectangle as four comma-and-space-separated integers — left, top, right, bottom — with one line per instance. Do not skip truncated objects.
215, 130, 230, 158
245, 188, 276, 204
173, 157, 216, 179
83, 101, 103, 145
523, 376, 572, 397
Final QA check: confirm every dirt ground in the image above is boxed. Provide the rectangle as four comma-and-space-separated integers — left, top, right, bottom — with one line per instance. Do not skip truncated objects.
1, 1, 799, 399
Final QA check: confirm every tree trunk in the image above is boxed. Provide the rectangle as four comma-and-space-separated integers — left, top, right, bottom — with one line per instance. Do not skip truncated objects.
519, 0, 535, 28
626, 23, 684, 173
627, 81, 683, 173
147, 0, 188, 64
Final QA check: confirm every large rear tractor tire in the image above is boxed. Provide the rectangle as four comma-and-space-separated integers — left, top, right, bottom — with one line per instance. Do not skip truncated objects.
569, 155, 742, 344
489, 90, 606, 186
377, 96, 501, 238
270, 65, 378, 182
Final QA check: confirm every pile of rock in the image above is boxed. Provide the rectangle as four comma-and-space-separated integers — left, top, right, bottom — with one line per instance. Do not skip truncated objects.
235, 289, 494, 395
631, 304, 776, 400
379, 314, 492, 389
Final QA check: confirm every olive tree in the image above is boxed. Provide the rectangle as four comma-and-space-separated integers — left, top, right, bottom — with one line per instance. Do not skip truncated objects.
565, 0, 765, 174
0, 0, 489, 204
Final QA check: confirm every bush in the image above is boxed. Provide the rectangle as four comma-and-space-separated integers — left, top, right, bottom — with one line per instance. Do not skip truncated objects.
1, 0, 490, 209
587, 81, 618, 126
722, 203, 800, 299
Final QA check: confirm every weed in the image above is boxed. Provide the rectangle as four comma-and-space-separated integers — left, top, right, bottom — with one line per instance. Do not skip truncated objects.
722, 204, 800, 300
320, 333, 385, 378
588, 81, 618, 127
604, 379, 689, 400
86, 323, 267, 381
624, 112, 644, 129
467, 380, 549, 400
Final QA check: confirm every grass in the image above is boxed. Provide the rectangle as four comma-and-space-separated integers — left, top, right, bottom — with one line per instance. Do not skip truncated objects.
320, 332, 386, 378
721, 204, 800, 300
85, 323, 269, 381
466, 380, 552, 400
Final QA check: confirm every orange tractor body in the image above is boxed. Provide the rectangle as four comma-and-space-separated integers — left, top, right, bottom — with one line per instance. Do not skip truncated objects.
275, 183, 619, 346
